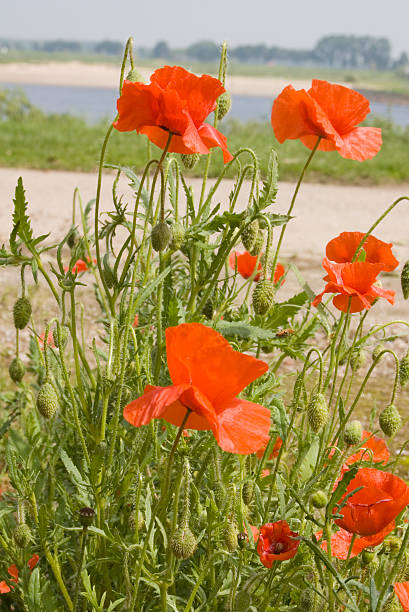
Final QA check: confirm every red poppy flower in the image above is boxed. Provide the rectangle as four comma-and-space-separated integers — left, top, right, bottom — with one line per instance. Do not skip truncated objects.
257, 521, 300, 567
312, 258, 395, 313
326, 232, 398, 272
271, 79, 382, 161
342, 431, 390, 472
229, 251, 285, 284
114, 66, 233, 163
123, 323, 270, 454
256, 436, 283, 460
0, 581, 10, 594
64, 257, 96, 274
132, 314, 139, 328
334, 468, 409, 536
28, 554, 39, 571
316, 520, 395, 560
7, 565, 18, 583
395, 582, 409, 611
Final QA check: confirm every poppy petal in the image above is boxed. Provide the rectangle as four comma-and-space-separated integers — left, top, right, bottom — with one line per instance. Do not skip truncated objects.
317, 520, 395, 559
0, 581, 10, 593
332, 293, 373, 313
337, 127, 382, 161
395, 582, 409, 611
308, 80, 370, 135
326, 232, 398, 271
214, 398, 270, 454
229, 251, 262, 280
197, 123, 234, 163
123, 384, 191, 427
140, 126, 210, 155
114, 81, 158, 132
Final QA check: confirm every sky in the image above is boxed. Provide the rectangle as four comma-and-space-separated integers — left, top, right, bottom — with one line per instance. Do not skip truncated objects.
2, 0, 409, 57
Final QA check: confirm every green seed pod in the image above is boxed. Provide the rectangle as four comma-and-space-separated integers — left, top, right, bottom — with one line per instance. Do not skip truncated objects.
202, 299, 214, 320
151, 222, 171, 252
223, 522, 239, 552
249, 231, 264, 256
399, 355, 409, 387
79, 507, 95, 528
13, 296, 32, 330
242, 481, 254, 506
307, 392, 328, 433
310, 490, 328, 509
252, 279, 275, 315
126, 68, 143, 83
67, 226, 80, 249
344, 420, 363, 446
379, 404, 401, 437
350, 348, 366, 372
242, 219, 259, 253
170, 527, 197, 559
401, 261, 409, 300
36, 382, 58, 418
372, 343, 384, 361
299, 588, 315, 611
52, 325, 69, 349
13, 523, 32, 548
216, 91, 232, 120
9, 357, 25, 383
170, 221, 185, 251
361, 547, 376, 565
181, 153, 200, 169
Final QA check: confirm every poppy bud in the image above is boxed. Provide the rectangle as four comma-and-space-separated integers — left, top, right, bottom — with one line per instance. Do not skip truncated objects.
102, 261, 116, 289
13, 523, 32, 548
350, 348, 366, 372
223, 521, 239, 552
13, 296, 32, 330
399, 355, 409, 387
170, 222, 185, 251
151, 222, 171, 252
401, 260, 409, 299
128, 510, 144, 532
181, 153, 200, 169
249, 231, 264, 256
299, 588, 315, 610
379, 404, 401, 437
310, 490, 328, 509
202, 299, 214, 320
9, 357, 25, 383
37, 382, 58, 418
170, 526, 197, 559
241, 219, 259, 253
252, 279, 275, 315
79, 507, 95, 528
214, 481, 226, 508
126, 68, 143, 83
343, 420, 362, 446
383, 535, 401, 555
53, 325, 69, 349
237, 532, 249, 550
67, 226, 80, 249
242, 481, 254, 506
216, 91, 232, 120
361, 547, 376, 565
307, 392, 328, 433
372, 343, 384, 361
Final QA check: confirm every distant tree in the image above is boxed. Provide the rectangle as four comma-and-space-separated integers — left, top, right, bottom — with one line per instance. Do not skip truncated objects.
94, 40, 123, 55
42, 40, 82, 53
231, 44, 268, 63
313, 35, 391, 70
186, 40, 220, 62
152, 40, 171, 59
394, 51, 409, 70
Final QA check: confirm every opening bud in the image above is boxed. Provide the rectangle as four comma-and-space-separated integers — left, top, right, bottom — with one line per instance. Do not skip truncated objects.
79, 507, 95, 528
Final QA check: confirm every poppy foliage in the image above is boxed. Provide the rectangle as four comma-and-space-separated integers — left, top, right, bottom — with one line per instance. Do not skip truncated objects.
229, 251, 285, 284
123, 323, 270, 454
257, 521, 300, 567
114, 66, 233, 163
271, 79, 382, 161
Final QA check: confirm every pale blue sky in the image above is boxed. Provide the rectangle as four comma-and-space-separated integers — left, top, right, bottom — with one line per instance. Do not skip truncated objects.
2, 0, 409, 56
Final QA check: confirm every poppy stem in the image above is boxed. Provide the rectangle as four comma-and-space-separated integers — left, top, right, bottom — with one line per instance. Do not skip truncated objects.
162, 409, 191, 504
376, 521, 409, 611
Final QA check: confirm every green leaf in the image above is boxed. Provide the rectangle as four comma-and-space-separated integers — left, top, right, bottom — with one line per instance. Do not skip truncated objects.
59, 449, 90, 504
104, 164, 149, 209
12, 177, 33, 245
326, 465, 359, 518
133, 267, 171, 311
270, 397, 288, 441
27, 567, 42, 611
215, 320, 272, 341
268, 291, 308, 328
295, 436, 320, 483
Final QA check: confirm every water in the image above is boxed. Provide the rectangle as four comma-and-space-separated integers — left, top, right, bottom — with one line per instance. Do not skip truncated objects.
2, 81, 409, 127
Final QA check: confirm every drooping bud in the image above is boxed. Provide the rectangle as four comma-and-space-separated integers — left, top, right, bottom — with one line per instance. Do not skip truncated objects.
79, 507, 95, 528
102, 257, 116, 289
216, 91, 232, 120
249, 231, 264, 256
372, 343, 384, 362
67, 226, 80, 249
242, 481, 254, 506
13, 297, 32, 330
401, 261, 409, 299
307, 392, 328, 433
299, 588, 315, 611
170, 222, 185, 251
36, 382, 58, 418
310, 490, 328, 509
252, 279, 275, 315
126, 68, 143, 83
242, 219, 259, 253
151, 222, 171, 252
170, 527, 197, 559
379, 404, 401, 437
9, 357, 25, 383
13, 523, 32, 548
399, 355, 409, 387
52, 325, 69, 349
350, 348, 366, 372
343, 420, 362, 446
181, 153, 200, 170
361, 547, 376, 565
223, 521, 239, 552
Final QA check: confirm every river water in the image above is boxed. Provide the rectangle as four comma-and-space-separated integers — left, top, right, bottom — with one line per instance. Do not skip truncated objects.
2, 82, 409, 127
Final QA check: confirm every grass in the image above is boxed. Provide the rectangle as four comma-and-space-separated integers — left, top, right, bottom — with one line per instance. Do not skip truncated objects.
1, 110, 409, 184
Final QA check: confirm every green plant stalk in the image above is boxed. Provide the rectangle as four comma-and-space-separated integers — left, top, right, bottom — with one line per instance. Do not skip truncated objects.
69, 291, 90, 420
376, 521, 409, 611
72, 527, 88, 611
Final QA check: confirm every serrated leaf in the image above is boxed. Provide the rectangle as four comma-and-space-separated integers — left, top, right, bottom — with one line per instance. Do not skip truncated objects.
59, 449, 90, 504
12, 177, 33, 245
326, 465, 359, 518
296, 436, 320, 482
104, 164, 149, 210
133, 267, 171, 311
215, 320, 272, 341
268, 291, 308, 328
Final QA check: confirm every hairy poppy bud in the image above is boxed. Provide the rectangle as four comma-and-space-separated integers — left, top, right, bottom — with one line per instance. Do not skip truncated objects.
223, 522, 239, 552
299, 588, 315, 610
13, 297, 32, 330
399, 355, 409, 387
242, 219, 259, 253
252, 279, 275, 315
202, 299, 214, 320
79, 507, 95, 528
170, 222, 185, 251
170, 527, 197, 559
249, 231, 264, 256
67, 226, 80, 249
307, 392, 328, 433
361, 547, 376, 565
216, 91, 232, 120
9, 357, 25, 383
126, 68, 143, 83
214, 482, 226, 508
151, 222, 171, 252
350, 348, 365, 372
401, 261, 409, 299
181, 153, 200, 169
37, 382, 58, 418
242, 481, 254, 506
13, 523, 32, 548
372, 343, 384, 361
310, 490, 328, 509
344, 420, 362, 446
53, 325, 69, 349
379, 404, 401, 437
